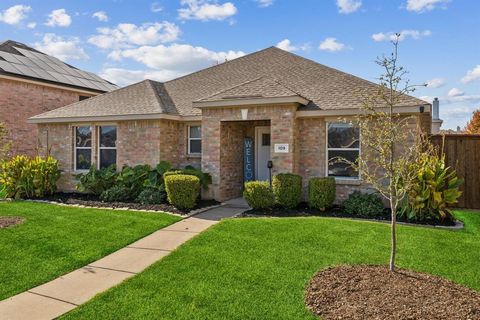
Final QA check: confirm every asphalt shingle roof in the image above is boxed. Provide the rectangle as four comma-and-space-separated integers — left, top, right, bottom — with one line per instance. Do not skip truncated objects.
0, 40, 118, 93
31, 46, 428, 121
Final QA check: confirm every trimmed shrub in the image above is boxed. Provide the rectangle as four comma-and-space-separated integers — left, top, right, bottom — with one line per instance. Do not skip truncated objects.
164, 174, 200, 209
100, 185, 130, 202
164, 166, 212, 190
272, 173, 302, 209
243, 181, 275, 209
135, 186, 165, 205
76, 165, 117, 195
343, 191, 384, 217
308, 177, 336, 210
0, 155, 60, 199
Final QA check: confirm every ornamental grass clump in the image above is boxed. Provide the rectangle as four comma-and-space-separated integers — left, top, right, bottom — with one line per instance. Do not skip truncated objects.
0, 155, 60, 199
272, 173, 302, 209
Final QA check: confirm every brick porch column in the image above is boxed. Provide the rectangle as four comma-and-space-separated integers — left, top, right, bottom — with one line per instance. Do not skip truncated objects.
201, 112, 222, 200
270, 106, 297, 175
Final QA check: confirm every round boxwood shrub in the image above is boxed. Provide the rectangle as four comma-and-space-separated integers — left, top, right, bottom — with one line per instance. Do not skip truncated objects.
100, 185, 130, 202
135, 186, 165, 205
343, 191, 384, 217
243, 181, 275, 209
272, 173, 302, 209
164, 174, 200, 209
308, 177, 336, 210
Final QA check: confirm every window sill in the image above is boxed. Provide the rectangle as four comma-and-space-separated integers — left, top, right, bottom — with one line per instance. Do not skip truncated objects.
334, 178, 362, 186
186, 154, 202, 159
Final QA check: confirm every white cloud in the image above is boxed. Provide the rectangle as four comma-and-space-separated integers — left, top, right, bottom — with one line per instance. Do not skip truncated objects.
319, 37, 346, 52
100, 68, 183, 86
178, 0, 237, 21
92, 11, 108, 22
425, 78, 446, 88
0, 4, 31, 25
372, 29, 431, 42
110, 43, 245, 73
34, 33, 88, 61
46, 9, 72, 27
406, 0, 450, 13
276, 39, 297, 52
151, 2, 163, 12
447, 88, 464, 97
461, 65, 480, 84
256, 0, 274, 7
27, 22, 36, 29
88, 22, 180, 49
336, 0, 362, 14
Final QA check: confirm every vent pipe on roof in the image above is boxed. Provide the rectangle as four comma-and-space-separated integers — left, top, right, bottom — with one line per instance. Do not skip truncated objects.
431, 97, 443, 134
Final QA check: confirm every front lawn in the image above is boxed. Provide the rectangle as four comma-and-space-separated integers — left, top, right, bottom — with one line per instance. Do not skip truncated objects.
0, 201, 180, 300
62, 211, 480, 320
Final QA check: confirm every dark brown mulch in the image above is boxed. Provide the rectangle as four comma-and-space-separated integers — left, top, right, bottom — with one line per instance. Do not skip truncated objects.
305, 265, 480, 320
241, 203, 456, 226
42, 193, 219, 215
0, 216, 25, 228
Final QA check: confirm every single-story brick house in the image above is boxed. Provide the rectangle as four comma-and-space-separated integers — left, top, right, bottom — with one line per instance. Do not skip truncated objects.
29, 47, 433, 202
0, 40, 117, 156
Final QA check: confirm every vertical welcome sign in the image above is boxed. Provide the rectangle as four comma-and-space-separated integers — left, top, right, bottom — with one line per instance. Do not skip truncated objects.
244, 137, 254, 182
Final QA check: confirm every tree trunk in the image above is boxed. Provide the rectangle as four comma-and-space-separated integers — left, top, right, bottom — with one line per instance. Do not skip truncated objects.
389, 199, 397, 272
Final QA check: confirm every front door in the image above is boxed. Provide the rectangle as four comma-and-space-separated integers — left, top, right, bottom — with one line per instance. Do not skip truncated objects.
255, 126, 271, 181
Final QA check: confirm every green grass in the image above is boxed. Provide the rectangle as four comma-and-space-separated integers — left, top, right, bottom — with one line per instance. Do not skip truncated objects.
62, 211, 480, 320
0, 201, 180, 300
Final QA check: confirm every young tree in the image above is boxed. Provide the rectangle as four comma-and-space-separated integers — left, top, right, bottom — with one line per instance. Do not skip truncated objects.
465, 109, 480, 134
344, 35, 427, 272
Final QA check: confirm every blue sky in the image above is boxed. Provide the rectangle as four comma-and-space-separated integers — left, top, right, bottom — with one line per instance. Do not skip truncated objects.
0, 0, 478, 129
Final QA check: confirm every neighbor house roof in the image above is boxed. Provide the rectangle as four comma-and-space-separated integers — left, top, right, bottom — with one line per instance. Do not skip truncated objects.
0, 40, 118, 93
29, 46, 428, 122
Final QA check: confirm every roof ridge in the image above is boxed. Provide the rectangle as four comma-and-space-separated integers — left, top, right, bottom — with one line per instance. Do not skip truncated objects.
145, 80, 178, 115
165, 46, 277, 85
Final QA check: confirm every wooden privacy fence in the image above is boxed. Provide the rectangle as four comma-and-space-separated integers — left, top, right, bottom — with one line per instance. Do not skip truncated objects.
431, 134, 480, 209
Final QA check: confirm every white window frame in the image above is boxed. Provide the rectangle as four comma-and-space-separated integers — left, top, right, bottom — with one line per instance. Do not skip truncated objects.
97, 125, 117, 169
326, 122, 361, 180
74, 126, 92, 172
187, 125, 202, 155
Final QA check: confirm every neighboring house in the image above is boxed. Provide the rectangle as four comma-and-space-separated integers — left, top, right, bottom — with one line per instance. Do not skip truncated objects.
0, 40, 118, 156
29, 47, 432, 202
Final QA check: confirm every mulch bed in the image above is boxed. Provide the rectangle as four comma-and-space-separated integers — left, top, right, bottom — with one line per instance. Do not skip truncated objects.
0, 216, 25, 228
240, 203, 456, 227
42, 193, 219, 215
305, 265, 480, 320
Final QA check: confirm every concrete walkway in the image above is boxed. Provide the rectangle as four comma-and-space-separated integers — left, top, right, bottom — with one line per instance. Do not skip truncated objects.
0, 201, 248, 320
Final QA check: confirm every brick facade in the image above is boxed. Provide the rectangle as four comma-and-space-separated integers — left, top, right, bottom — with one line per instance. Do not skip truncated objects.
37, 105, 432, 204
0, 78, 95, 156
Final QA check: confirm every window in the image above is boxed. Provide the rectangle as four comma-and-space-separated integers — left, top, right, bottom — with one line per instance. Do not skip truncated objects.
188, 125, 202, 154
327, 122, 360, 178
98, 126, 117, 169
74, 126, 92, 171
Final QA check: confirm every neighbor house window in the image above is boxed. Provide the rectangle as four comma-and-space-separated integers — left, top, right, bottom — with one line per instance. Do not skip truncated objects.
188, 125, 202, 154
98, 126, 117, 169
74, 126, 92, 171
327, 122, 360, 178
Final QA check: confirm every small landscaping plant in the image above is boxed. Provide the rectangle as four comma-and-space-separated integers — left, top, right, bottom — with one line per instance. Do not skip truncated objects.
343, 191, 384, 218
100, 185, 130, 202
164, 166, 212, 190
116, 164, 152, 199
164, 174, 200, 209
243, 181, 275, 209
76, 165, 117, 195
135, 186, 165, 205
0, 155, 60, 199
272, 173, 302, 209
308, 177, 336, 210
400, 150, 463, 223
